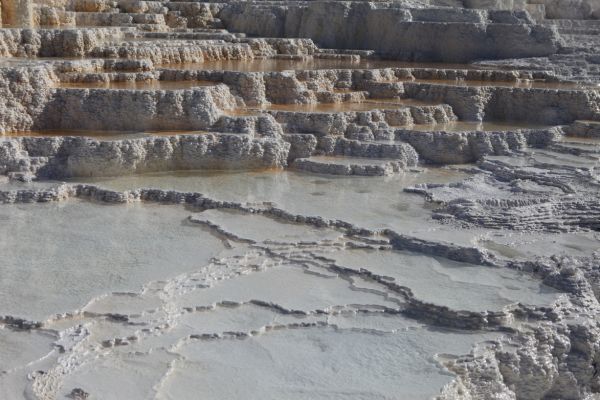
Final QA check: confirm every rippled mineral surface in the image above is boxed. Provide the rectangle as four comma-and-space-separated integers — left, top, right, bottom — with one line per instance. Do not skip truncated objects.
1, 0, 600, 399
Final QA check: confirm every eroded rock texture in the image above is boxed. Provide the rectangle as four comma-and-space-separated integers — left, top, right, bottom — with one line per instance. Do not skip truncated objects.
0, 0, 599, 399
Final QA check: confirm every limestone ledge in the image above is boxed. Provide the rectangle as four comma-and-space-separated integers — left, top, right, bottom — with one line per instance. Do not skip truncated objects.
406, 150, 600, 233
566, 120, 600, 138
269, 105, 457, 136
402, 82, 600, 123
396, 127, 561, 163
0, 134, 290, 178
47, 84, 235, 131
0, 125, 565, 179
291, 157, 414, 176
0, 28, 317, 62
217, 1, 562, 63
156, 69, 599, 125
0, 65, 55, 133
0, 62, 598, 134
89, 40, 255, 64
66, 68, 600, 126
438, 311, 600, 400
88, 37, 317, 64
0, 27, 130, 57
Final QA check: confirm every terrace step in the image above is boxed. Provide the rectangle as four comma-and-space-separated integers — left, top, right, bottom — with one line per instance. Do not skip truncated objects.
74, 11, 167, 27
551, 141, 600, 157
292, 156, 409, 176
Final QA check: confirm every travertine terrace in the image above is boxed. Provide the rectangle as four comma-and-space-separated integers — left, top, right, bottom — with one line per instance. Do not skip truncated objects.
0, 0, 599, 399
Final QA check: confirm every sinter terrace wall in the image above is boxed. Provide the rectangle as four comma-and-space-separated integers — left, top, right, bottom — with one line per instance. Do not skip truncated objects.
0, 0, 33, 27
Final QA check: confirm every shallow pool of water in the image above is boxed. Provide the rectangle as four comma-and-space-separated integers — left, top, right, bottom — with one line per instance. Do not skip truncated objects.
0, 201, 225, 322
154, 325, 497, 400
70, 168, 600, 260
175, 263, 400, 312
0, 167, 573, 399
51, 306, 499, 400
72, 169, 465, 229
325, 248, 560, 311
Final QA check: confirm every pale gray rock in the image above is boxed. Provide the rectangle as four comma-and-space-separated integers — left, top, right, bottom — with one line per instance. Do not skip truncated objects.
0, 27, 128, 57
0, 134, 290, 178
293, 155, 415, 176
218, 2, 562, 63
0, 0, 599, 399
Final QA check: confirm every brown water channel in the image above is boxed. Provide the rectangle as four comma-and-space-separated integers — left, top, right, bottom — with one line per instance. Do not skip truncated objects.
401, 121, 552, 132
159, 58, 491, 72
1, 130, 210, 139
252, 98, 438, 113
400, 78, 596, 90
0, 122, 550, 139
57, 80, 217, 90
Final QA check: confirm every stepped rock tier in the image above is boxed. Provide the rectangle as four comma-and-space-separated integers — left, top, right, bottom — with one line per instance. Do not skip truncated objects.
0, 0, 599, 399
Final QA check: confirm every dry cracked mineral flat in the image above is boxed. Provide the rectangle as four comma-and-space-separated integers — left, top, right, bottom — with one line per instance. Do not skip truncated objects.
1, 0, 600, 399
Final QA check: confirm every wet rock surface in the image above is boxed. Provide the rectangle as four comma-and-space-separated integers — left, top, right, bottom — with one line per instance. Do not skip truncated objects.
0, 0, 600, 399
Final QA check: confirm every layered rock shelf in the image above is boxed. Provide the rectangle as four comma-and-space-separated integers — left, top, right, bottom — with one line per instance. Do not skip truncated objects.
1, 0, 600, 399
